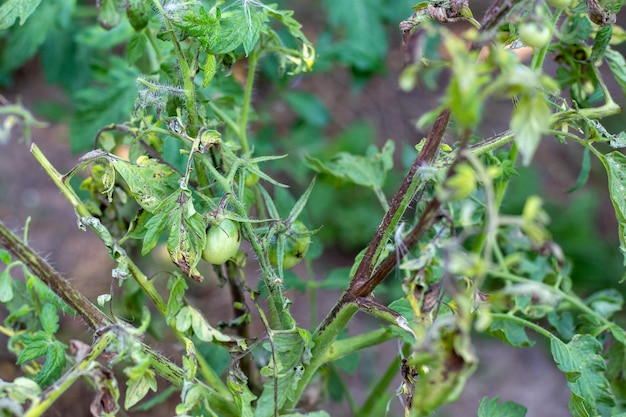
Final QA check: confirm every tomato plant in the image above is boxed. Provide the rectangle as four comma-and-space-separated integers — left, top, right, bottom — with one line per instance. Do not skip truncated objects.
1, 0, 626, 416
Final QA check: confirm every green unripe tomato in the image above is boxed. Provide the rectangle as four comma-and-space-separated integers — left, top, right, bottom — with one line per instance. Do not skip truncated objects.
518, 22, 551, 48
546, 0, 572, 8
244, 163, 260, 187
127, 0, 149, 31
268, 221, 311, 269
202, 219, 241, 265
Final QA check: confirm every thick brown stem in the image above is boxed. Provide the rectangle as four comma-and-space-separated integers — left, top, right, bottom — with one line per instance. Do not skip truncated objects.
349, 110, 451, 294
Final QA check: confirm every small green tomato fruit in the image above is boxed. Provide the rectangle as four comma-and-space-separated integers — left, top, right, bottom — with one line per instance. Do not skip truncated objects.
518, 22, 551, 48
546, 0, 572, 9
244, 163, 260, 187
202, 219, 241, 265
268, 221, 311, 269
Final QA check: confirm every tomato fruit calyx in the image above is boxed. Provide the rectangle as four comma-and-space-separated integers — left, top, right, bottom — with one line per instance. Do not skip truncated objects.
202, 219, 241, 265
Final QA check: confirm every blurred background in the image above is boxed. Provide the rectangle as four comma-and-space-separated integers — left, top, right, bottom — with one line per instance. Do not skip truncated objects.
1, 0, 626, 416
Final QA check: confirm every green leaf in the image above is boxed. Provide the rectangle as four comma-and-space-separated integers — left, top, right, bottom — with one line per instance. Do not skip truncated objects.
35, 341, 67, 387
567, 147, 591, 193
0, 1, 63, 73
550, 335, 614, 416
127, 31, 147, 65
0, 0, 42, 30
0, 249, 10, 263
27, 272, 76, 316
446, 59, 485, 129
176, 306, 233, 342
70, 60, 138, 152
596, 150, 626, 266
322, 0, 387, 73
265, 7, 310, 43
585, 289, 623, 319
125, 370, 157, 409
487, 318, 535, 348
255, 328, 312, 417
40, 303, 59, 334
306, 140, 395, 191
605, 48, 626, 96
477, 396, 527, 417
141, 212, 170, 255
17, 339, 49, 365
547, 310, 575, 341
591, 25, 612, 63
112, 158, 180, 212
511, 93, 551, 166
284, 92, 330, 127
0, 265, 14, 302
166, 274, 188, 321
317, 267, 351, 290
333, 352, 359, 374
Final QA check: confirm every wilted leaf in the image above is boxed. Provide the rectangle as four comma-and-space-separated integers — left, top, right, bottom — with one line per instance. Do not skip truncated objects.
111, 158, 180, 212
125, 371, 157, 409
166, 195, 206, 282
306, 140, 394, 190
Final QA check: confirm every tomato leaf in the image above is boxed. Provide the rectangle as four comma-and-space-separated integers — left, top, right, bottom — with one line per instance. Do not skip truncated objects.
477, 397, 527, 417
306, 140, 394, 191
605, 47, 626, 96
591, 25, 612, 63
585, 289, 623, 319
125, 370, 157, 409
166, 274, 187, 321
40, 303, 60, 334
0, 265, 14, 303
127, 32, 148, 65
511, 93, 551, 166
111, 158, 180, 212
167, 195, 206, 282
0, 1, 63, 73
596, 151, 626, 266
17, 338, 49, 365
0, 0, 42, 30
284, 92, 330, 127
487, 317, 535, 348
35, 341, 67, 387
255, 329, 312, 417
70, 60, 138, 152
141, 212, 170, 255
550, 335, 614, 416
567, 147, 591, 193
322, 0, 387, 74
